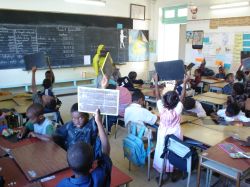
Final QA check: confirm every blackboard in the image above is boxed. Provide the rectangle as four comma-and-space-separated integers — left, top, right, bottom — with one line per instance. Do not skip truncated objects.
0, 10, 132, 70
24, 52, 47, 70
0, 24, 128, 69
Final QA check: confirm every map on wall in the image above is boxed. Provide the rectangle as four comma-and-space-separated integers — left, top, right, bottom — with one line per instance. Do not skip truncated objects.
129, 30, 149, 61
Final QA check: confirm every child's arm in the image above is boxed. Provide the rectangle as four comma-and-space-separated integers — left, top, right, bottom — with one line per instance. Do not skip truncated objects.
31, 66, 37, 93
95, 109, 110, 155
153, 73, 161, 100
47, 57, 55, 83
101, 75, 109, 89
28, 132, 52, 141
180, 75, 189, 102
17, 126, 29, 139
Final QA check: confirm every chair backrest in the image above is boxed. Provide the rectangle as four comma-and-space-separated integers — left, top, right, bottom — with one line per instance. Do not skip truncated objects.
167, 136, 191, 158
43, 112, 59, 125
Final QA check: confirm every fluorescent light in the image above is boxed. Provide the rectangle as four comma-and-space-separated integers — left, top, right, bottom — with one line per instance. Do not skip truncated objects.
64, 0, 106, 6
210, 1, 249, 9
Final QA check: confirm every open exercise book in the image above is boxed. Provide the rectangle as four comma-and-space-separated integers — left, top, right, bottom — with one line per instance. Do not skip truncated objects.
219, 143, 243, 154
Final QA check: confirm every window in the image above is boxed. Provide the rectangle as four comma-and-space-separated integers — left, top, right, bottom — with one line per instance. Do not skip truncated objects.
162, 5, 187, 24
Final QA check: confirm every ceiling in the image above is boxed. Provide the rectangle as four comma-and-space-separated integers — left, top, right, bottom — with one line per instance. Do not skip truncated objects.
189, 0, 249, 6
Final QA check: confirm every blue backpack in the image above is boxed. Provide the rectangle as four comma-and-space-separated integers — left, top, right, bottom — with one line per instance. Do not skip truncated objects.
123, 123, 148, 166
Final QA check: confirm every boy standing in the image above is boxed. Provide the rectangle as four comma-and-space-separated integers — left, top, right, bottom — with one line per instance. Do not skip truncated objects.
17, 103, 54, 141
56, 109, 112, 187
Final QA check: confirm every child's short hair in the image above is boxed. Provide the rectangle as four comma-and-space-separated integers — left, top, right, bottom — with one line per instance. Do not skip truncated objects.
162, 91, 180, 110
233, 82, 245, 95
128, 71, 137, 81
42, 78, 52, 89
195, 69, 201, 75
225, 73, 233, 81
183, 97, 195, 110
70, 103, 89, 119
132, 90, 144, 102
45, 98, 57, 110
226, 103, 240, 117
67, 142, 93, 175
27, 103, 44, 116
236, 70, 245, 81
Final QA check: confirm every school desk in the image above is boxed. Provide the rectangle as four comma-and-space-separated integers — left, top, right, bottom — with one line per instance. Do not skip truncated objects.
201, 77, 224, 84
201, 92, 228, 100
193, 94, 227, 107
0, 147, 6, 157
192, 117, 250, 141
196, 137, 250, 187
209, 82, 228, 92
181, 123, 228, 147
11, 141, 68, 181
0, 137, 133, 187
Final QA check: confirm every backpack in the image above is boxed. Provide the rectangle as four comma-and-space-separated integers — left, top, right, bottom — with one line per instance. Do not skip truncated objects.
123, 123, 147, 166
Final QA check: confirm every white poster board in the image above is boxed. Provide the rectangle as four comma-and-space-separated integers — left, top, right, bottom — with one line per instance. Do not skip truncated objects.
78, 87, 119, 116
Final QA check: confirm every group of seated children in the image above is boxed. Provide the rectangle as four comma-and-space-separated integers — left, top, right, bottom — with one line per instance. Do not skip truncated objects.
14, 63, 250, 186
17, 101, 112, 186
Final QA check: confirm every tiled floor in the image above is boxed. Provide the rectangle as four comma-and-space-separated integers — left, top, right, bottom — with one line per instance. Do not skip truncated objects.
58, 95, 249, 187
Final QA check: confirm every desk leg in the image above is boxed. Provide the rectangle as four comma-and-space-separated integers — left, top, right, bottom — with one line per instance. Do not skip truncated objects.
196, 157, 202, 187
105, 115, 108, 133
236, 173, 241, 187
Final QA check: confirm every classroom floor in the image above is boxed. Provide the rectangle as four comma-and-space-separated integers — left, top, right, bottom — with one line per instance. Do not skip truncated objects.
58, 95, 249, 187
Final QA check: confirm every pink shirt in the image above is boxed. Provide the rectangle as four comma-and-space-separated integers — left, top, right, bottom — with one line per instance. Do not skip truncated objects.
117, 86, 132, 117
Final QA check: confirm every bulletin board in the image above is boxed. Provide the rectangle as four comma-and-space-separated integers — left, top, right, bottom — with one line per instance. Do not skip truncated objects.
185, 18, 250, 72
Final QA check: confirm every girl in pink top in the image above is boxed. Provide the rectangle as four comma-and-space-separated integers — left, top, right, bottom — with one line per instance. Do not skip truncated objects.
153, 74, 189, 175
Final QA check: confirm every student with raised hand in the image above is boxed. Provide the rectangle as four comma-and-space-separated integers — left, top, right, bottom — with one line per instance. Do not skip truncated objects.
31, 66, 57, 112
153, 73, 189, 182
17, 103, 54, 141
101, 75, 132, 134
53, 103, 101, 159
215, 66, 226, 79
56, 109, 112, 187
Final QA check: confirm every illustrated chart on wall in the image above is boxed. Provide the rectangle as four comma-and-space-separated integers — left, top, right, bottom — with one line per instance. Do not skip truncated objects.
129, 30, 149, 62
78, 87, 119, 116
185, 19, 250, 72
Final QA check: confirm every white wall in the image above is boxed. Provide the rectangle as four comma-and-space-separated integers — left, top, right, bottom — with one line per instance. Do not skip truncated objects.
0, 0, 151, 88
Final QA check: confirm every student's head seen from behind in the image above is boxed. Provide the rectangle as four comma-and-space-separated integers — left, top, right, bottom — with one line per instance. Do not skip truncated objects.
42, 78, 52, 89
232, 82, 245, 96
225, 73, 234, 84
236, 70, 245, 82
45, 70, 54, 82
132, 90, 145, 106
26, 103, 45, 124
128, 71, 137, 81
71, 103, 89, 128
42, 95, 56, 110
225, 103, 240, 117
162, 91, 180, 110
67, 142, 93, 176
183, 97, 196, 110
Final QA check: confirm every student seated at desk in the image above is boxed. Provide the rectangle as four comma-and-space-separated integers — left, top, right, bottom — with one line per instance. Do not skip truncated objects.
31, 67, 57, 112
227, 82, 248, 112
17, 103, 54, 141
101, 75, 132, 134
128, 71, 144, 86
215, 66, 226, 79
190, 69, 201, 92
53, 103, 101, 159
183, 97, 207, 118
153, 73, 188, 180
56, 109, 112, 187
216, 103, 250, 122
222, 73, 234, 95
124, 90, 158, 128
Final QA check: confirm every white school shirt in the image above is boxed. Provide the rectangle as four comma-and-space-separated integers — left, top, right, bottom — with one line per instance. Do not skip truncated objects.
34, 118, 53, 135
187, 101, 207, 118
124, 103, 157, 126
217, 109, 250, 122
